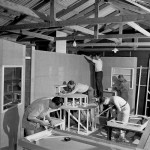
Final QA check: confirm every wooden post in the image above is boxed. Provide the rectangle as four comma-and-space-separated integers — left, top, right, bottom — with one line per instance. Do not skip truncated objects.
50, 0, 55, 26
138, 119, 150, 149
136, 66, 142, 115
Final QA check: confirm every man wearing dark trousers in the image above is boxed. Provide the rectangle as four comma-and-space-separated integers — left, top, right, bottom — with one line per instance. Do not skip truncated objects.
84, 55, 103, 100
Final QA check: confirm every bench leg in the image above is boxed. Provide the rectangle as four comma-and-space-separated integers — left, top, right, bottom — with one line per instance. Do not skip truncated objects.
107, 126, 112, 140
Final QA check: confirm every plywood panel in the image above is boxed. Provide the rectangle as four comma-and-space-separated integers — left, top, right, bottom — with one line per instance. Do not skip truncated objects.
2, 40, 25, 65
31, 54, 137, 113
31, 51, 93, 101
102, 57, 137, 114
0, 39, 25, 150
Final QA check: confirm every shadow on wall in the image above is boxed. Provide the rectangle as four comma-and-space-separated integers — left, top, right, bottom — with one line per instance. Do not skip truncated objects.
2, 106, 19, 150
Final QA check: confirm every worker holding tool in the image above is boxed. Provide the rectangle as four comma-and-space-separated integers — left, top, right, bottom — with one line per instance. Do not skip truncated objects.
22, 97, 63, 136
100, 96, 130, 141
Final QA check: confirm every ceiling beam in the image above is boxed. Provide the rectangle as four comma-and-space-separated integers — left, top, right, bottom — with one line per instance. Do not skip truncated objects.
67, 1, 107, 20
0, 0, 100, 39
76, 47, 150, 51
94, 0, 100, 39
125, 0, 150, 13
109, 0, 147, 14
56, 0, 89, 18
1, 13, 150, 31
9, 30, 54, 41
127, 22, 150, 36
0, 0, 118, 43
0, 0, 40, 19
49, 0, 55, 26
55, 33, 148, 41
86, 10, 119, 30
75, 42, 150, 47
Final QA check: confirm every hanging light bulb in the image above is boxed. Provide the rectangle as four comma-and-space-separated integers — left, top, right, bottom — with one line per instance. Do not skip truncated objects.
73, 30, 77, 47
73, 40, 77, 47
112, 47, 119, 53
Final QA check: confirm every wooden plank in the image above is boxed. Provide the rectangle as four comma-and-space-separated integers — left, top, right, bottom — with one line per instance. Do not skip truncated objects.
86, 10, 119, 30
0, 0, 40, 18
18, 129, 135, 150
50, 0, 55, 26
127, 22, 150, 36
74, 47, 150, 51
0, 0, 117, 43
138, 119, 150, 149
0, 13, 150, 31
55, 33, 147, 41
94, 0, 100, 39
125, 0, 150, 13
10, 30, 54, 41
69, 2, 109, 21
76, 42, 150, 47
109, 0, 147, 14
144, 134, 150, 150
56, 0, 89, 18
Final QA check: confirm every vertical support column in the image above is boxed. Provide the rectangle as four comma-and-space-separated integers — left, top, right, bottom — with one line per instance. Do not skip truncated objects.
56, 31, 67, 53
136, 66, 142, 115
94, 0, 100, 39
72, 98, 75, 107
50, 0, 55, 26
87, 109, 89, 134
68, 110, 70, 131
119, 23, 123, 44
78, 110, 81, 134
79, 97, 82, 105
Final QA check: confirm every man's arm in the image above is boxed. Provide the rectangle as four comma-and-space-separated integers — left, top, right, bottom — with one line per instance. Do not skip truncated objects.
83, 55, 93, 62
45, 114, 55, 127
28, 110, 50, 126
66, 87, 78, 95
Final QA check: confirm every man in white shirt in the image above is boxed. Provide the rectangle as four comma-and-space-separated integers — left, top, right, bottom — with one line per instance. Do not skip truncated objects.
22, 97, 63, 136
84, 55, 103, 100
66, 80, 94, 103
66, 80, 96, 129
101, 96, 130, 141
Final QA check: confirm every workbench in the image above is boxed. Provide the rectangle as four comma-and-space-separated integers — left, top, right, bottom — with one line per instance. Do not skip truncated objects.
106, 115, 149, 141
61, 103, 98, 135
56, 94, 98, 135
18, 129, 135, 150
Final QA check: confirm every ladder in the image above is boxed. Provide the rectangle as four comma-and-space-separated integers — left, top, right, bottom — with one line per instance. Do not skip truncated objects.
136, 65, 149, 115
145, 59, 150, 116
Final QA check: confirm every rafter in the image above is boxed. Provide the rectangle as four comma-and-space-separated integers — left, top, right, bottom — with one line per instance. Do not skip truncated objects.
86, 10, 119, 30
50, 0, 55, 26
56, 0, 89, 18
0, 13, 150, 30
109, 0, 147, 14
67, 2, 108, 20
125, 0, 150, 13
0, 0, 118, 43
94, 0, 100, 39
127, 22, 150, 36
55, 33, 148, 41
0, 0, 40, 19
10, 30, 54, 41
75, 47, 150, 51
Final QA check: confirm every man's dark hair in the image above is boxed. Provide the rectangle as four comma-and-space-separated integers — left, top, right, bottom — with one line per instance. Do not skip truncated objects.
99, 97, 106, 104
67, 80, 75, 85
52, 97, 63, 106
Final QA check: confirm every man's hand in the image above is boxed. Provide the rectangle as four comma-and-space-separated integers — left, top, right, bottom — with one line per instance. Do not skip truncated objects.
47, 120, 55, 129
40, 120, 51, 127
